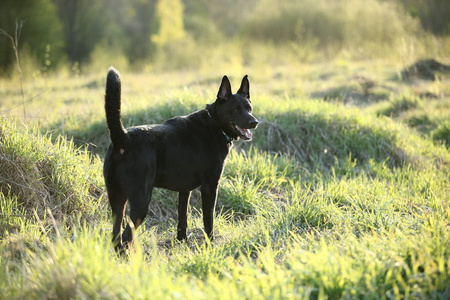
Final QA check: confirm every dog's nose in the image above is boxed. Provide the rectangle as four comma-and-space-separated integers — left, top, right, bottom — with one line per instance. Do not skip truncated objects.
249, 119, 259, 129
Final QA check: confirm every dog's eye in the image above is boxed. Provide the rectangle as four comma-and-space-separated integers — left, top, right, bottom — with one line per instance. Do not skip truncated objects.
233, 108, 240, 114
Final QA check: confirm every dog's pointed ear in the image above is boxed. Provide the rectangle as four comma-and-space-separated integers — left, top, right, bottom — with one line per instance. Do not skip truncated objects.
217, 75, 232, 100
237, 75, 250, 100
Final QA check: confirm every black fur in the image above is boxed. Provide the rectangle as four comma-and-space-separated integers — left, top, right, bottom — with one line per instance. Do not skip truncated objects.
103, 67, 258, 251
105, 69, 128, 150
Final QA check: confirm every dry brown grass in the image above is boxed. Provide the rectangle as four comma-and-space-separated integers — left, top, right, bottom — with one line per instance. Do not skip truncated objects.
0, 122, 104, 226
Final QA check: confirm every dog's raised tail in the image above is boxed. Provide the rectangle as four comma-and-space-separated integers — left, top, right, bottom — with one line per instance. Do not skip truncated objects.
105, 67, 128, 151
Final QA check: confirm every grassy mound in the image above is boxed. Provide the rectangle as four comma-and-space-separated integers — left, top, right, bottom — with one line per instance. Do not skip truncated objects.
0, 120, 105, 236
400, 59, 450, 81
252, 98, 449, 174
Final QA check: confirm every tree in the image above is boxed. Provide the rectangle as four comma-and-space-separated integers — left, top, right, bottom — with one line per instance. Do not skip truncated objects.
152, 0, 185, 47
53, 0, 122, 65
0, 0, 64, 75
121, 0, 156, 64
400, 0, 450, 35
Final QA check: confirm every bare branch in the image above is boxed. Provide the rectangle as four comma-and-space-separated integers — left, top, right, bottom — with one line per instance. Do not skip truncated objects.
0, 20, 26, 118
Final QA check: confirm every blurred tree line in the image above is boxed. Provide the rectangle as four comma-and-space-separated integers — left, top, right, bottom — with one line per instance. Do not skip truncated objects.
399, 0, 450, 35
0, 0, 449, 76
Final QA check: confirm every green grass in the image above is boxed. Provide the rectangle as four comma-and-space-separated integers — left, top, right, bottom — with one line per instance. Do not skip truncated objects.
1, 56, 450, 299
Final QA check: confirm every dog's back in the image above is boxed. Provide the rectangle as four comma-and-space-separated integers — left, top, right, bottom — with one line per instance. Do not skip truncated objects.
107, 111, 230, 192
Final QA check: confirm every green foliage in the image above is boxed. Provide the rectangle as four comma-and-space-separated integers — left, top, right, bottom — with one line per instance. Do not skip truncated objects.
400, 0, 450, 35
2, 0, 450, 76
242, 0, 420, 51
118, 0, 156, 65
152, 0, 185, 47
0, 0, 65, 74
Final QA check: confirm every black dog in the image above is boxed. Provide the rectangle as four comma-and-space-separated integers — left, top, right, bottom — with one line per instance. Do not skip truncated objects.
103, 67, 258, 251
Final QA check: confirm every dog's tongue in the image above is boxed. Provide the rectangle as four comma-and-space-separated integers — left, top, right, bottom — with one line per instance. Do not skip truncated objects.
237, 126, 252, 140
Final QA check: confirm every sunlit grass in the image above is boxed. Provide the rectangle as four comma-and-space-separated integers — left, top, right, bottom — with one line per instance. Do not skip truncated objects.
1, 51, 449, 298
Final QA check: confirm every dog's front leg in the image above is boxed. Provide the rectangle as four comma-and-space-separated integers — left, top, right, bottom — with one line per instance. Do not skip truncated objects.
201, 184, 218, 240
177, 191, 191, 240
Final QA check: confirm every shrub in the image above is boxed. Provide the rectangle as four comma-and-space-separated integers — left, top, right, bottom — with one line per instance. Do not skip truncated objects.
242, 0, 420, 53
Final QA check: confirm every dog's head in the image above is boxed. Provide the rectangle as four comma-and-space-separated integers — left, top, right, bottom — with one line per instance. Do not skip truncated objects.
212, 75, 258, 141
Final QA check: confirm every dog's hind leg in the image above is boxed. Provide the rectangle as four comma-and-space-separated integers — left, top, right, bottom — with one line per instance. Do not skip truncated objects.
107, 185, 127, 251
177, 191, 191, 241
121, 183, 154, 249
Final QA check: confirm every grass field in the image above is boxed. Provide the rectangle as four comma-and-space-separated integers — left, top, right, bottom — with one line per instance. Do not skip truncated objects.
0, 55, 449, 299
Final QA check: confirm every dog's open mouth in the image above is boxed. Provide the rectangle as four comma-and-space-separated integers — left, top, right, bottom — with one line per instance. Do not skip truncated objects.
232, 123, 253, 140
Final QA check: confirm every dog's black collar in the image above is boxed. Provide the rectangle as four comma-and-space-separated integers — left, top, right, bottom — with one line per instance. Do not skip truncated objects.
205, 109, 234, 144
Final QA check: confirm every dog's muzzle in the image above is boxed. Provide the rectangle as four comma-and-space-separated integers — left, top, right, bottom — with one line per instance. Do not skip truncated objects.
232, 118, 258, 141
